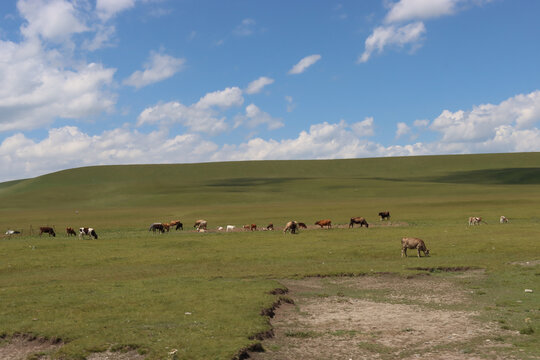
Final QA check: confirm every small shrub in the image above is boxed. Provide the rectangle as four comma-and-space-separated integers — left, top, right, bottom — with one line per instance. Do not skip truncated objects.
519, 326, 534, 335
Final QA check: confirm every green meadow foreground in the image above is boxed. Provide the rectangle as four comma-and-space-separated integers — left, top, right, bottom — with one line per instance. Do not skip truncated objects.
0, 153, 539, 359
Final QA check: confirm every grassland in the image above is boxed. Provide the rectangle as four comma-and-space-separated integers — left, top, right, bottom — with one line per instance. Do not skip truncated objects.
0, 153, 539, 359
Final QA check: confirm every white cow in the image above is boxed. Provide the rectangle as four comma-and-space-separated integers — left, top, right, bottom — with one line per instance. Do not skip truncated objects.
226, 225, 235, 232
500, 216, 508, 223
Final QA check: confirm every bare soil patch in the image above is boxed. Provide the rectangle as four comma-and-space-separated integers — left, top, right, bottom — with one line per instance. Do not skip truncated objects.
249, 273, 522, 360
0, 335, 62, 360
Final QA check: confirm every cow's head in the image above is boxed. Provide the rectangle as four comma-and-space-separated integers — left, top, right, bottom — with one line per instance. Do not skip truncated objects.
424, 249, 430, 256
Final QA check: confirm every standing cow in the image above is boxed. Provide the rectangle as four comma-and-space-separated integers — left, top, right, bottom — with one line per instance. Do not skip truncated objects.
315, 219, 332, 229
379, 211, 391, 220
194, 219, 207, 231
401, 237, 430, 258
349, 217, 369, 228
500, 216, 508, 224
66, 227, 77, 236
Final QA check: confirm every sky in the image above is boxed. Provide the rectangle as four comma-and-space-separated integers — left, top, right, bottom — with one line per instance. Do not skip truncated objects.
1, 0, 540, 182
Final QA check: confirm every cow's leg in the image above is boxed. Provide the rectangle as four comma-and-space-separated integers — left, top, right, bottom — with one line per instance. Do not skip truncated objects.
417, 248, 421, 258
401, 247, 406, 257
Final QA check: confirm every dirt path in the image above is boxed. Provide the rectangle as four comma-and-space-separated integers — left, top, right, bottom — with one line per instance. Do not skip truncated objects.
249, 273, 522, 360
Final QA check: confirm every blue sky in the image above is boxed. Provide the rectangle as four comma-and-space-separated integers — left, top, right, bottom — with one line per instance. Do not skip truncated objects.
1, 0, 540, 182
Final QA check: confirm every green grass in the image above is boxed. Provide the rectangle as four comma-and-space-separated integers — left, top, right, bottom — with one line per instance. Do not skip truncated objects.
1, 153, 539, 359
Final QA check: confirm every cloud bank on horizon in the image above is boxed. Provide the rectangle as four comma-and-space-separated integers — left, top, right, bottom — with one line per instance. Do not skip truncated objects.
0, 0, 539, 181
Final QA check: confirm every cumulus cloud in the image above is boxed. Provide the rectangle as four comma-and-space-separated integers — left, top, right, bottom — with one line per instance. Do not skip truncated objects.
245, 77, 274, 94
18, 0, 88, 42
96, 0, 135, 21
234, 104, 284, 130
288, 54, 322, 75
396, 122, 411, 138
360, 0, 490, 63
124, 51, 186, 89
430, 90, 540, 142
351, 117, 375, 137
359, 22, 425, 63
0, 126, 218, 181
137, 87, 244, 135
385, 0, 459, 23
0, 39, 116, 132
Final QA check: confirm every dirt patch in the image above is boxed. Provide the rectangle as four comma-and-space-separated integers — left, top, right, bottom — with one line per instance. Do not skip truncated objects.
509, 259, 540, 267
249, 274, 521, 360
86, 350, 146, 360
0, 335, 62, 360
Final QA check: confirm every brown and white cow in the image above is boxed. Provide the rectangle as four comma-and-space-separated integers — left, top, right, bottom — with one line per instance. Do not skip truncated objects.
79, 227, 98, 239
349, 217, 369, 228
401, 237, 430, 258
194, 219, 207, 231
500, 216, 508, 224
66, 227, 77, 236
39, 226, 56, 237
379, 211, 391, 220
315, 219, 332, 228
265, 223, 274, 231
468, 216, 484, 226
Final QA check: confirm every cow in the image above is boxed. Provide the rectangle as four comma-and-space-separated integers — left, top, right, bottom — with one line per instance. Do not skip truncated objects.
250, 224, 257, 231
226, 225, 236, 232
401, 237, 430, 258
315, 219, 332, 229
169, 220, 183, 230
5, 230, 21, 235
500, 216, 508, 224
468, 216, 484, 226
79, 227, 98, 239
283, 221, 299, 234
39, 226, 56, 237
162, 223, 170, 232
243, 224, 251, 231
298, 222, 307, 229
265, 223, 274, 231
66, 227, 77, 236
349, 217, 369, 228
149, 223, 166, 233
379, 211, 391, 221
194, 219, 207, 231
217, 226, 224, 231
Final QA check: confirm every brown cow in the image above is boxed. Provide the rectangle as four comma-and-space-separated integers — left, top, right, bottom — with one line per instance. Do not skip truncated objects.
315, 219, 332, 228
170, 220, 183, 230
265, 223, 274, 231
283, 221, 299, 234
66, 227, 77, 236
298, 222, 307, 229
379, 211, 390, 220
194, 219, 207, 231
39, 226, 56, 237
250, 224, 257, 231
349, 217, 369, 228
401, 237, 430, 258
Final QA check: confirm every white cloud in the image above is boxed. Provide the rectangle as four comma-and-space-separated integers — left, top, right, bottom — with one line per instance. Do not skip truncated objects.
288, 54, 322, 75
137, 87, 244, 135
351, 117, 375, 137
396, 122, 411, 138
96, 0, 135, 21
245, 77, 274, 94
0, 39, 116, 132
234, 104, 284, 130
0, 126, 218, 181
233, 18, 256, 36
124, 51, 186, 89
359, 22, 425, 63
385, 0, 459, 23
430, 90, 540, 142
285, 96, 296, 112
414, 119, 430, 127
17, 0, 88, 42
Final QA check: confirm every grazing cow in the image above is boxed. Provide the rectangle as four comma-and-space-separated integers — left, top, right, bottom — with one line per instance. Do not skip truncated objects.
226, 225, 236, 232
468, 216, 484, 226
243, 224, 251, 231
5, 230, 21, 235
297, 222, 307, 229
500, 216, 508, 224
283, 221, 299, 234
265, 223, 274, 231
217, 226, 224, 231
66, 227, 77, 236
349, 217, 369, 228
379, 211, 391, 221
149, 223, 166, 233
79, 227, 98, 239
250, 224, 257, 231
169, 220, 183, 230
162, 223, 170, 232
315, 219, 332, 229
39, 226, 56, 237
401, 237, 430, 258
194, 219, 207, 231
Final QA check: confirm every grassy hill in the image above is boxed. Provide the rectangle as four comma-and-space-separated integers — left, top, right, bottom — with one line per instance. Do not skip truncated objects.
0, 153, 539, 359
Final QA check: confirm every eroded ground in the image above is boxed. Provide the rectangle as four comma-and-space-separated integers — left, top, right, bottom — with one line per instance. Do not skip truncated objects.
250, 272, 525, 360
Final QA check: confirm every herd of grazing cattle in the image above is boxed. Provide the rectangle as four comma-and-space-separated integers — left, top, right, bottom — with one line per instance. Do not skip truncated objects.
7, 211, 511, 258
